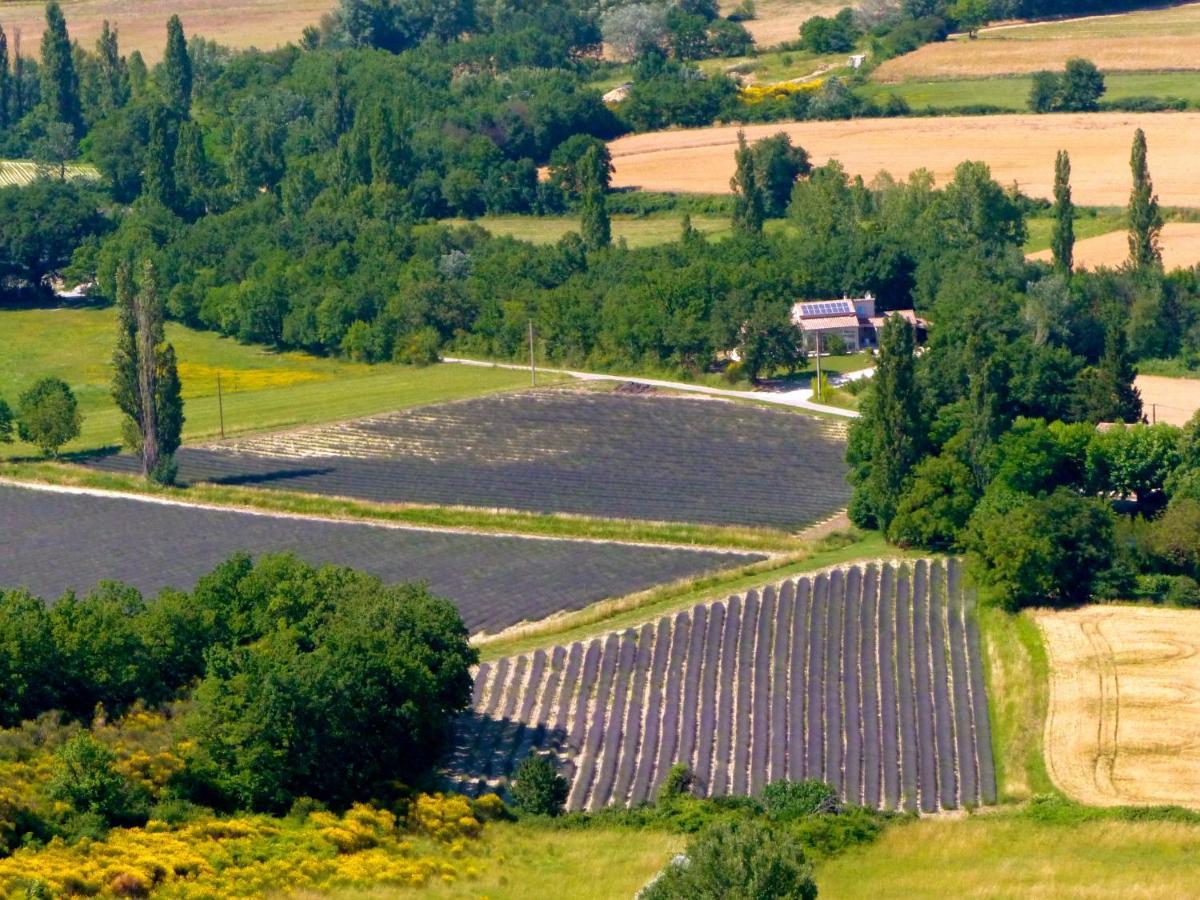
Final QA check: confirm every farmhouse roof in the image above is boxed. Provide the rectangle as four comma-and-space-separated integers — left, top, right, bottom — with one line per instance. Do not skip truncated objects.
799, 314, 860, 330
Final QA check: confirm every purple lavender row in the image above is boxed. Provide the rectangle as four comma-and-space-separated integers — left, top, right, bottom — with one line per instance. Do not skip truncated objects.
843, 566, 864, 806
732, 591, 760, 796
630, 616, 674, 806
788, 578, 810, 781
769, 583, 795, 785
506, 650, 549, 775
612, 624, 656, 806
878, 566, 900, 809
653, 609, 696, 798
805, 575, 828, 780
912, 561, 938, 814
750, 586, 775, 796
589, 633, 638, 809
860, 564, 882, 809
928, 562, 959, 810
696, 602, 720, 792
961, 560, 997, 805
823, 570, 846, 793
898, 565, 924, 812
946, 564, 979, 806
712, 596, 741, 796
566, 637, 612, 810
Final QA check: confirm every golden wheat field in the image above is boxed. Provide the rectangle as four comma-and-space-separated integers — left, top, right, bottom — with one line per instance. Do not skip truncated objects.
1028, 223, 1200, 273
874, 2, 1200, 80
1037, 606, 1200, 808
0, 0, 331, 62
719, 0, 846, 47
1135, 374, 1200, 427
608, 112, 1200, 206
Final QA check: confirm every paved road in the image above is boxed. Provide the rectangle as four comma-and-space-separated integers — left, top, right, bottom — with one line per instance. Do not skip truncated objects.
443, 357, 862, 418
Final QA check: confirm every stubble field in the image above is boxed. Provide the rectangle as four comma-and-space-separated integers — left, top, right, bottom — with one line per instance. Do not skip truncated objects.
1037, 605, 1200, 808
874, 2, 1200, 80
609, 112, 1200, 207
718, 0, 845, 47
0, 483, 761, 635
0, 0, 328, 62
1028, 222, 1200, 273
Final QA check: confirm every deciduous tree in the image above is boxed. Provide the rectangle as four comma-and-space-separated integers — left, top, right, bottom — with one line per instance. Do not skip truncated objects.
16, 376, 81, 456
40, 1, 81, 133
1051, 149, 1074, 274
731, 131, 764, 237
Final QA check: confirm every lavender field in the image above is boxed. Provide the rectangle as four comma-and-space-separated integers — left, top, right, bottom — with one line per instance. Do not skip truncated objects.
446, 559, 996, 811
90, 388, 850, 529
0, 484, 761, 634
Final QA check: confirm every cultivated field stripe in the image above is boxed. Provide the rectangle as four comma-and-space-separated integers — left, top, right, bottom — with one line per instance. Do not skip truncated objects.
569, 633, 621, 810
895, 566, 920, 813
630, 616, 673, 805
861, 564, 883, 809
788, 578, 811, 781
733, 591, 761, 796
680, 604, 711, 782
612, 624, 655, 805
712, 596, 742, 796
650, 610, 693, 799
913, 561, 939, 813
843, 566, 864, 806
879, 565, 901, 810
750, 586, 775, 796
962, 564, 998, 805
589, 633, 638, 809
769, 583, 794, 785
824, 570, 846, 792
929, 563, 958, 810
806, 574, 829, 780
947, 566, 979, 806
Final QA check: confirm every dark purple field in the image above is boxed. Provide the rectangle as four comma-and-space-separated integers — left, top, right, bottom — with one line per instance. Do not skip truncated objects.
0, 484, 761, 635
89, 388, 850, 530
446, 559, 997, 811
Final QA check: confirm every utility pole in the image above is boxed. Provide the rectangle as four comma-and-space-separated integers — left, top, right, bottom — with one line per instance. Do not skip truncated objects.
814, 330, 823, 402
529, 319, 536, 387
216, 372, 226, 439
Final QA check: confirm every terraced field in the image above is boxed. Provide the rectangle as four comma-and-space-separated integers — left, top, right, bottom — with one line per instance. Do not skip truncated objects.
446, 559, 996, 811
91, 388, 851, 530
0, 484, 761, 635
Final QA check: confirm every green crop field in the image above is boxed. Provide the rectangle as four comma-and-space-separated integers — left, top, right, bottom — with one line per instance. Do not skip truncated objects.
0, 306, 541, 458
1024, 210, 1126, 254
861, 72, 1200, 112
444, 213, 735, 247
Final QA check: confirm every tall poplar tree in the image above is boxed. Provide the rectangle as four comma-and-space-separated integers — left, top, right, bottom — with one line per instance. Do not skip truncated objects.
161, 15, 193, 116
95, 21, 130, 114
112, 261, 184, 482
40, 1, 81, 133
579, 144, 611, 251
730, 130, 764, 237
1128, 128, 1162, 271
847, 315, 925, 532
0, 27, 11, 131
1050, 149, 1074, 275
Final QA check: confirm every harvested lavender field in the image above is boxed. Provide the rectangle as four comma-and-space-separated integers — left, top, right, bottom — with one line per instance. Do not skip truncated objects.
446, 559, 995, 811
90, 388, 850, 530
0, 484, 761, 635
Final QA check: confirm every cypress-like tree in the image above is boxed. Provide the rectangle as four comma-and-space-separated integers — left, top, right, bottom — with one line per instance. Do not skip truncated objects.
580, 145, 610, 251
849, 315, 925, 532
173, 119, 210, 219
0, 27, 11, 131
112, 260, 185, 482
95, 21, 130, 113
1128, 128, 1162, 271
1050, 149, 1074, 275
128, 50, 148, 97
40, 1, 81, 132
161, 15, 192, 116
143, 106, 178, 209
730, 131, 764, 237
1098, 319, 1143, 422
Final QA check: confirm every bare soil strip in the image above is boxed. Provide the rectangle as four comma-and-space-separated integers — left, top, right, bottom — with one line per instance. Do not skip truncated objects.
609, 112, 1200, 207
1135, 374, 1200, 427
1038, 606, 1200, 807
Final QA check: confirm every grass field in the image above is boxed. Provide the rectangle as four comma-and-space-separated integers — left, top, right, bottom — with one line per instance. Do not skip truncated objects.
446, 213, 734, 247
0, 0, 328, 63
815, 806, 1200, 899
0, 305, 539, 458
861, 71, 1200, 111
875, 2, 1200, 80
1024, 209, 1126, 254
609, 112, 1200, 207
1037, 605, 1200, 807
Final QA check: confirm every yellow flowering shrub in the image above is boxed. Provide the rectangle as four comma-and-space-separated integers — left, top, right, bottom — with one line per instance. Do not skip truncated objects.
409, 793, 482, 842
739, 79, 824, 104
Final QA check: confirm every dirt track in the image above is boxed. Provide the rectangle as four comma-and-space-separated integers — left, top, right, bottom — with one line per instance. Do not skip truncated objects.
1038, 606, 1200, 807
609, 112, 1200, 207
1028, 223, 1200, 273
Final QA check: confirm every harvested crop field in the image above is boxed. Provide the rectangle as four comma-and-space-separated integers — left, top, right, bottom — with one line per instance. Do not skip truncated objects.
609, 112, 1200, 207
0, 0, 329, 63
0, 484, 761, 635
1137, 373, 1200, 427
719, 0, 844, 47
1029, 222, 1200, 273
447, 559, 996, 812
90, 388, 851, 530
1037, 605, 1200, 807
875, 3, 1200, 80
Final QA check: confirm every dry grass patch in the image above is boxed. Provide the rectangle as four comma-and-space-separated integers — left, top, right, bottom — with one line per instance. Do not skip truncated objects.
1037, 605, 1200, 807
1028, 222, 1200, 272
1134, 374, 1200, 427
0, 0, 330, 63
609, 112, 1200, 206
719, 0, 845, 47
875, 2, 1200, 80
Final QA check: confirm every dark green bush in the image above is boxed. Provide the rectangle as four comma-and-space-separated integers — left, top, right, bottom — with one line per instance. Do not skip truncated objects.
510, 753, 569, 817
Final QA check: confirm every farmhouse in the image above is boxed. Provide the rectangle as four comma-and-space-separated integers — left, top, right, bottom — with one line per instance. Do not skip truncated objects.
791, 294, 926, 352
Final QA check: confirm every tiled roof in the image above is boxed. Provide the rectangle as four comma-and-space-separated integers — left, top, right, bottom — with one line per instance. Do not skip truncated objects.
798, 314, 861, 330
